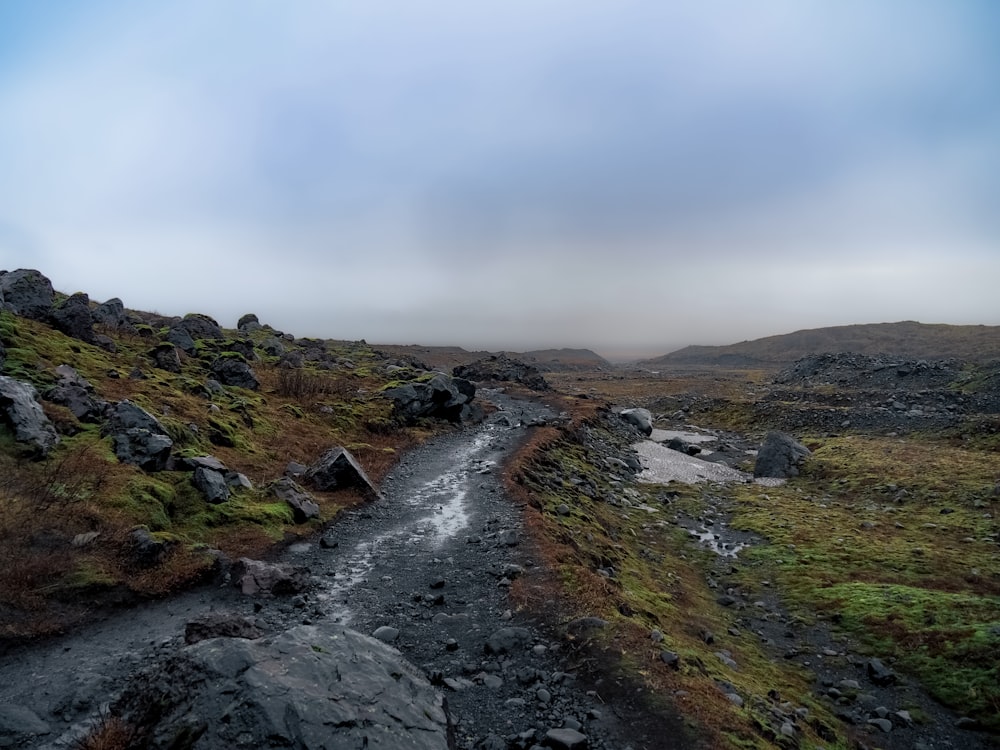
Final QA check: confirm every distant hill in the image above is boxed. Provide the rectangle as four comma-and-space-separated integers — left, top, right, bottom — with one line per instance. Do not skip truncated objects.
640, 322, 1000, 368
374, 345, 612, 372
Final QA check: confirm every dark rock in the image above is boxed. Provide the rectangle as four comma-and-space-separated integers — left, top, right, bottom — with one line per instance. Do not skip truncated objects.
260, 336, 285, 357
45, 371, 107, 422
184, 612, 262, 644
372, 625, 400, 643
93, 297, 128, 330
209, 356, 259, 390
660, 651, 680, 669
193, 466, 230, 504
0, 268, 54, 321
237, 313, 262, 332
544, 727, 588, 749
754, 431, 811, 478
866, 658, 897, 687
232, 558, 309, 596
165, 324, 197, 354
319, 534, 339, 549
0, 704, 50, 745
130, 527, 170, 568
107, 400, 173, 471
0, 376, 59, 457
116, 623, 450, 750
453, 354, 549, 391
225, 471, 253, 491
485, 627, 532, 654
150, 343, 182, 373
305, 446, 380, 498
667, 437, 701, 455
268, 478, 320, 522
619, 408, 653, 436
49, 291, 97, 343
177, 313, 224, 341
565, 617, 609, 640
384, 373, 478, 424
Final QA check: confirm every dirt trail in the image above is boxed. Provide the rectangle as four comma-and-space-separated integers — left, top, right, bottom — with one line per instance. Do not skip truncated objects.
0, 391, 683, 750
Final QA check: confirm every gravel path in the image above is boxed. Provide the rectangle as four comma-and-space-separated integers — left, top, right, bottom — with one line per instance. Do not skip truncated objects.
0, 391, 682, 750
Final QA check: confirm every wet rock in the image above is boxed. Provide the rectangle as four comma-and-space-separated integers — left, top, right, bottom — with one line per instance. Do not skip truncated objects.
753, 431, 811, 478
268, 478, 320, 523
0, 704, 50, 745
232, 558, 309, 596
209, 356, 259, 390
619, 407, 653, 436
305, 446, 380, 498
0, 268, 54, 321
0, 376, 59, 457
184, 612, 262, 644
116, 623, 450, 750
384, 373, 479, 423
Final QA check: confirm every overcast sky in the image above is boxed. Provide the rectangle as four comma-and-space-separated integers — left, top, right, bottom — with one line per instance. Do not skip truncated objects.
1, 1, 998, 359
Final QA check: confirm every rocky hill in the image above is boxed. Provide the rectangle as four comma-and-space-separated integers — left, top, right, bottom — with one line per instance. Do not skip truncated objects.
640, 321, 1000, 368
375, 344, 612, 373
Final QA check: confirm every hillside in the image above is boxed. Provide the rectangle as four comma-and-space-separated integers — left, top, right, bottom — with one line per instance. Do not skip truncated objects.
640, 321, 1000, 368
375, 344, 612, 372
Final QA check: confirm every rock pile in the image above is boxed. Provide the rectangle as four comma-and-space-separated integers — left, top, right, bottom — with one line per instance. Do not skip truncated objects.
453, 354, 550, 391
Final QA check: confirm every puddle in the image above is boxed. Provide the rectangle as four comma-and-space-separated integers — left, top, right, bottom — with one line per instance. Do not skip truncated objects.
688, 527, 747, 557
650, 429, 718, 444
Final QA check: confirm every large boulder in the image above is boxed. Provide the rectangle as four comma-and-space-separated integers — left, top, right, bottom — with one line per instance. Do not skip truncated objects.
304, 447, 380, 498
453, 354, 549, 391
114, 623, 450, 750
619, 407, 653, 436
44, 365, 107, 422
209, 356, 259, 390
0, 269, 54, 321
165, 324, 197, 354
177, 313, 224, 341
49, 291, 96, 344
106, 400, 173, 471
150, 343, 182, 373
193, 466, 230, 504
237, 313, 262, 332
268, 477, 320, 522
753, 431, 811, 478
0, 376, 59, 457
384, 373, 478, 423
92, 297, 128, 330
232, 558, 309, 596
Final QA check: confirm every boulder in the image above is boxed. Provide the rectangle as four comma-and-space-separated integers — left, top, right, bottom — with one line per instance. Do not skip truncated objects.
268, 477, 320, 522
209, 356, 259, 390
0, 268, 54, 321
384, 373, 477, 423
193, 466, 230, 504
304, 447, 380, 498
453, 354, 550, 391
237, 313, 262, 332
184, 612, 262, 645
260, 336, 285, 357
232, 558, 309, 596
150, 343, 182, 373
0, 376, 59, 457
753, 431, 811, 478
93, 297, 128, 330
49, 291, 96, 343
0, 704, 50, 746
619, 407, 653, 436
166, 324, 197, 354
484, 626, 532, 655
177, 313, 224, 341
115, 623, 450, 750
130, 527, 170, 567
107, 400, 173, 471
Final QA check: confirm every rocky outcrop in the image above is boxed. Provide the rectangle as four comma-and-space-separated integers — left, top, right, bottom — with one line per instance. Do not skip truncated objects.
193, 466, 230, 504
304, 446, 380, 498
619, 407, 653, 436
106, 400, 173, 471
209, 356, 259, 390
268, 478, 320, 522
453, 354, 549, 391
753, 431, 811, 478
114, 623, 450, 750
0, 376, 59, 457
150, 343, 182, 373
0, 269, 54, 321
776, 353, 964, 390
177, 313, 224, 342
184, 612, 262, 645
384, 373, 479, 423
237, 313, 262, 332
92, 297, 129, 330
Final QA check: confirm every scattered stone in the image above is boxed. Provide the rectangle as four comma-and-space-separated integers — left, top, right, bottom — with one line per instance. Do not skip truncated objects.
373, 625, 400, 643
619, 407, 653, 436
193, 466, 230, 504
866, 658, 897, 687
485, 627, 532, 655
660, 651, 680, 669
268, 478, 320, 523
543, 727, 588, 750
232, 558, 309, 596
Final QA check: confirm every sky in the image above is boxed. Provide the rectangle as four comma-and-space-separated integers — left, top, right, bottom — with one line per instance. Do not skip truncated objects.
1, 1, 998, 360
